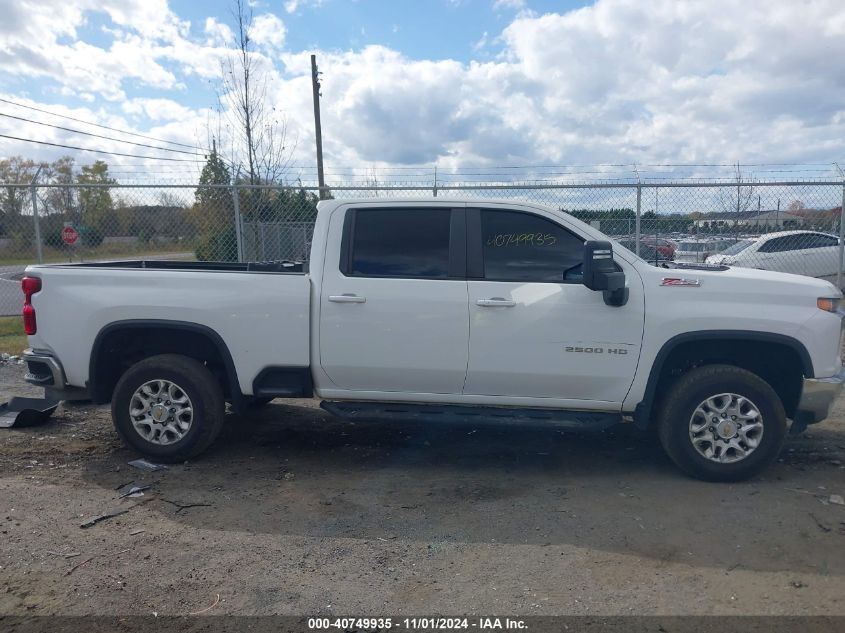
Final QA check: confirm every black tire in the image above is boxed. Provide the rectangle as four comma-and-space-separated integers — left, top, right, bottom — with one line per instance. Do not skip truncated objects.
657, 364, 786, 482
112, 354, 225, 462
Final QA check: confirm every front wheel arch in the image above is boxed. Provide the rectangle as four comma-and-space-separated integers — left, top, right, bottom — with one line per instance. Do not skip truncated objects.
634, 331, 811, 428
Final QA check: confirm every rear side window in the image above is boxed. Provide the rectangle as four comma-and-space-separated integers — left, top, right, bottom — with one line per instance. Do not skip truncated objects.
759, 235, 802, 253
480, 210, 585, 282
349, 208, 451, 278
802, 234, 839, 249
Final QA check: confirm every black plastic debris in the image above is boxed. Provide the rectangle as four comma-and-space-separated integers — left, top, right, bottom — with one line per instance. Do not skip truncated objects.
0, 396, 59, 428
127, 458, 167, 472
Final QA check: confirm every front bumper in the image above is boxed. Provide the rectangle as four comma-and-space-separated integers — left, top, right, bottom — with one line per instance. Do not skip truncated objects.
795, 367, 845, 427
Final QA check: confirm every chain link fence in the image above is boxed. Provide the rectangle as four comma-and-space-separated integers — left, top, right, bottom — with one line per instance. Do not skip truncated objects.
0, 180, 842, 315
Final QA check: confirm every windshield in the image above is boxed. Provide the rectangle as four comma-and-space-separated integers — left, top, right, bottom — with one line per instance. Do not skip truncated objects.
719, 239, 755, 256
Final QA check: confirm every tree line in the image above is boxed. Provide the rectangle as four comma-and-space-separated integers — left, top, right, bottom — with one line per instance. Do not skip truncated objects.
0, 153, 319, 260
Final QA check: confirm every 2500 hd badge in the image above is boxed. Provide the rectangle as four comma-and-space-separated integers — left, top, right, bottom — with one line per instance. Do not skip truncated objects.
565, 346, 629, 354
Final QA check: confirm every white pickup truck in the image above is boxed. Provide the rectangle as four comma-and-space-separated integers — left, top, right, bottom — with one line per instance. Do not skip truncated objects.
20, 199, 845, 481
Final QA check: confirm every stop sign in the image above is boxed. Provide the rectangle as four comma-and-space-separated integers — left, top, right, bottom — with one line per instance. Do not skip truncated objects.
61, 226, 79, 245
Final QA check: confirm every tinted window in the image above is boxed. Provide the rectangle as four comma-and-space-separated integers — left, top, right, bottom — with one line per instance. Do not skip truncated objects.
759, 235, 803, 253
480, 210, 584, 282
351, 209, 451, 278
721, 239, 754, 256
802, 233, 839, 249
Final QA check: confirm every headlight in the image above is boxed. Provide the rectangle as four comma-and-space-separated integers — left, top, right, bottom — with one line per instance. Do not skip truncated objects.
817, 297, 842, 313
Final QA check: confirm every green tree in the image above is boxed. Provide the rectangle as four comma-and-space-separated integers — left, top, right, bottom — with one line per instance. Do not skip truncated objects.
195, 148, 232, 212
0, 157, 40, 237
194, 149, 235, 261
77, 160, 116, 233
44, 156, 77, 219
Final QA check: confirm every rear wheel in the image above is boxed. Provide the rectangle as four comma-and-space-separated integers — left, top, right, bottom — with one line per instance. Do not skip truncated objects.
112, 354, 225, 462
657, 364, 786, 481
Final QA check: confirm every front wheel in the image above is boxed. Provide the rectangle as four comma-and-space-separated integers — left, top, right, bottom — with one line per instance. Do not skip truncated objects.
657, 365, 786, 482
112, 354, 225, 462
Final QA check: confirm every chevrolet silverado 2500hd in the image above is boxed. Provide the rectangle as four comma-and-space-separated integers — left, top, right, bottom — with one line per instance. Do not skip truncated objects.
20, 199, 845, 481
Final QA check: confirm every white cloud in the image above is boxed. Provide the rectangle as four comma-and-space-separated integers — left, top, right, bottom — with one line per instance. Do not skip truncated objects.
268, 0, 845, 170
283, 0, 324, 15
122, 98, 195, 121
473, 31, 489, 52
4, 0, 845, 177
204, 17, 233, 47
250, 13, 286, 49
493, 0, 526, 10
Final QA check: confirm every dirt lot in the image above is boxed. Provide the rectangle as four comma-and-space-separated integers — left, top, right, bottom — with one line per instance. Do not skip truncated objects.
1, 362, 844, 617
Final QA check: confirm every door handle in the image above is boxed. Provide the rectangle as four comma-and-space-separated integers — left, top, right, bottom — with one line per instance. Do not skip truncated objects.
476, 297, 516, 307
328, 294, 366, 304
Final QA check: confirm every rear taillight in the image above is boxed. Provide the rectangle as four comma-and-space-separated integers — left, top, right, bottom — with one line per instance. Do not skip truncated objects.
21, 276, 41, 335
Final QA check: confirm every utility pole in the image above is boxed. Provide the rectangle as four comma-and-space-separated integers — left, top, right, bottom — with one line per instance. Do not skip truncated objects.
735, 163, 741, 215
30, 166, 44, 264
836, 163, 845, 290
633, 163, 641, 257
311, 54, 327, 200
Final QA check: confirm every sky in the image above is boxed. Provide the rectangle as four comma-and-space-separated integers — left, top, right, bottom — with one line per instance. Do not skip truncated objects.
1, 0, 845, 184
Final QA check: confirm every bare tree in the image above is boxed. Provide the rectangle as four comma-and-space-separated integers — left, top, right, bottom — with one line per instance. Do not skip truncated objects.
215, 0, 293, 185
717, 163, 756, 216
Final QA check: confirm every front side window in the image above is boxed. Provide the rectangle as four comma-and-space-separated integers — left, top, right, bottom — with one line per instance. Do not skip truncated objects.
350, 208, 451, 278
480, 210, 584, 282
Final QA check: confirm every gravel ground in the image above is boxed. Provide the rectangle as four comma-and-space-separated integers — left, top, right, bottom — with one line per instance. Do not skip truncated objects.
1, 361, 844, 616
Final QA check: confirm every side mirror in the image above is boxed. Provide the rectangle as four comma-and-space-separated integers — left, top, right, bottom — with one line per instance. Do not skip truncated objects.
583, 240, 628, 307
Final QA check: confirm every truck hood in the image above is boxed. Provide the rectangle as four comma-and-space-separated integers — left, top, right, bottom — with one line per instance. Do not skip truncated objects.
644, 262, 840, 299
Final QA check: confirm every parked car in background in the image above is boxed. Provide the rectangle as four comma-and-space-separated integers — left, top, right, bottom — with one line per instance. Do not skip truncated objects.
675, 238, 730, 264
617, 239, 671, 264
640, 237, 677, 260
706, 230, 842, 280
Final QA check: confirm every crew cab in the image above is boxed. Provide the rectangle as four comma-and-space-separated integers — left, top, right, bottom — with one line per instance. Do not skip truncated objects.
20, 199, 845, 481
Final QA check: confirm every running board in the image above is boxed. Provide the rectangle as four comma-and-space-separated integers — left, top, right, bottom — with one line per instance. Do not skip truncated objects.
319, 400, 621, 430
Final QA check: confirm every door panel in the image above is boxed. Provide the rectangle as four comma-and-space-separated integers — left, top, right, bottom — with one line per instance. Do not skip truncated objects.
463, 208, 644, 404
319, 206, 469, 394
465, 280, 643, 402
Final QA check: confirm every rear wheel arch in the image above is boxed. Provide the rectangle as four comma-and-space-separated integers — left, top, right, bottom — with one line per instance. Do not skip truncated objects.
88, 319, 244, 410
634, 330, 812, 428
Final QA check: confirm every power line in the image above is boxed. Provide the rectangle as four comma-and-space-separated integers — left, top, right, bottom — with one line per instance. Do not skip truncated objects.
0, 133, 203, 162
0, 112, 205, 157
0, 97, 208, 151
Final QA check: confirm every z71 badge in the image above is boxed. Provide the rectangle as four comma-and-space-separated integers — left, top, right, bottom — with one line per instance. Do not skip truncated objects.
661, 277, 701, 287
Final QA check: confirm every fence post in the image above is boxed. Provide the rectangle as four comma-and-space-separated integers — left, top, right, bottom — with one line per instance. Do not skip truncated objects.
838, 180, 845, 290
634, 183, 641, 257
231, 185, 245, 263
30, 168, 44, 264
433, 165, 438, 197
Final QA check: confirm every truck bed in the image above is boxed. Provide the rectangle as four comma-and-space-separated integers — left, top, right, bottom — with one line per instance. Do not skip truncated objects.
24, 260, 312, 396
62, 259, 307, 273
